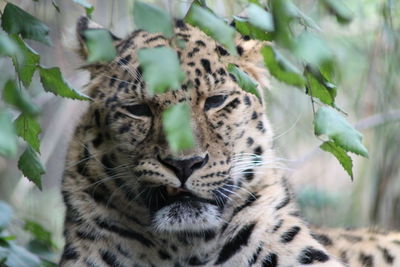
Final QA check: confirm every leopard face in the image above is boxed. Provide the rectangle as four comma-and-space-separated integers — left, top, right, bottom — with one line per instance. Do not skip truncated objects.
75, 18, 272, 234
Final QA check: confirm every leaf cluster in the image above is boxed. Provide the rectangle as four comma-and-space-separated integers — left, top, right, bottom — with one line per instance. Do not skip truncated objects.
0, 0, 365, 196
132, 1, 194, 153
0, 3, 90, 190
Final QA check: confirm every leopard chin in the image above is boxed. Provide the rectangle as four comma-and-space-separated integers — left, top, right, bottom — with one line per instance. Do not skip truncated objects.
147, 186, 223, 233
151, 200, 222, 233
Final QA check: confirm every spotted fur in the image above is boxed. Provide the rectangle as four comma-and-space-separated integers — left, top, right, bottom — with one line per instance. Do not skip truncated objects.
60, 17, 399, 267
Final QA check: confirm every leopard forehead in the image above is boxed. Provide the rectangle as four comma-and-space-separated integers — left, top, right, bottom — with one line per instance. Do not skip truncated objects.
87, 21, 238, 104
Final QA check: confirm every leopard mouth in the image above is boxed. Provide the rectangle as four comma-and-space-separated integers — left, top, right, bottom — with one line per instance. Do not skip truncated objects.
143, 185, 218, 212
165, 185, 187, 197
165, 185, 216, 205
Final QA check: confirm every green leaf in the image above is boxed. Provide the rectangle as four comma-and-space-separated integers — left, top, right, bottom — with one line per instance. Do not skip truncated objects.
0, 235, 15, 242
14, 114, 41, 153
248, 0, 262, 6
11, 35, 40, 88
137, 47, 185, 94
319, 61, 335, 82
321, 0, 353, 24
175, 38, 187, 49
0, 32, 19, 57
192, 0, 207, 7
270, 0, 295, 48
261, 45, 305, 87
0, 235, 14, 248
233, 16, 271, 41
185, 4, 237, 55
133, 1, 174, 38
0, 109, 18, 158
227, 64, 260, 99
184, 0, 214, 16
314, 106, 368, 157
305, 68, 336, 106
1, 3, 51, 45
293, 31, 333, 68
0, 202, 13, 229
162, 103, 195, 153
83, 29, 117, 63
2, 80, 40, 117
38, 66, 91, 100
73, 0, 94, 18
320, 141, 353, 179
247, 4, 274, 33
17, 145, 45, 190
27, 239, 56, 262
24, 220, 56, 250
40, 259, 57, 267
0, 246, 10, 262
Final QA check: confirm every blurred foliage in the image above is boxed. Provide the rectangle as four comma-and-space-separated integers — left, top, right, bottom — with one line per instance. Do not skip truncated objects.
73, 0, 94, 18
185, 3, 237, 55
83, 29, 117, 63
227, 63, 261, 99
137, 46, 186, 94
162, 102, 195, 153
133, 1, 174, 38
0, 201, 57, 266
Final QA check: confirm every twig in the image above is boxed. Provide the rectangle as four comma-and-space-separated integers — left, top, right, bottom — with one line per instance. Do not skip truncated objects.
354, 109, 400, 130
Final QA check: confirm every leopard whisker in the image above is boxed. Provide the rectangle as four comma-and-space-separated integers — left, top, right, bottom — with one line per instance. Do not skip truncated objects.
232, 162, 285, 172
226, 183, 255, 197
219, 186, 244, 201
272, 113, 301, 141
106, 182, 131, 209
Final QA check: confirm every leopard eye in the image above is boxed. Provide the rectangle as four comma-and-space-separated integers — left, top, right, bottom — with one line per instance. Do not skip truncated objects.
124, 104, 152, 117
204, 95, 228, 111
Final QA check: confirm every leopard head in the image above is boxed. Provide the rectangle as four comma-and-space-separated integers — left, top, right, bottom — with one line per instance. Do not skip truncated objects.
73, 17, 274, 234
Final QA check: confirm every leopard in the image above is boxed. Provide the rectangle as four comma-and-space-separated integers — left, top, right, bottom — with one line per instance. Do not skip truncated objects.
60, 16, 400, 267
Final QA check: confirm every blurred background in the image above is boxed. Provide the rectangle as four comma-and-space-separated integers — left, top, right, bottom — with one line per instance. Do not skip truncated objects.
0, 0, 399, 261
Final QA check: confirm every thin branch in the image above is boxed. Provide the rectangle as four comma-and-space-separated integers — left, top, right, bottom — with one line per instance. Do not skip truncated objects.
354, 109, 400, 130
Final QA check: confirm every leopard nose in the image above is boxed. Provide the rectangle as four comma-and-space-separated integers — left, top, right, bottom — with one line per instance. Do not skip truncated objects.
159, 155, 209, 184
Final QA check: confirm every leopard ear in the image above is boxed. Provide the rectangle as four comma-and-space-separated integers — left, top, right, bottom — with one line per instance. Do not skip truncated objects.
230, 37, 271, 102
75, 16, 120, 61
